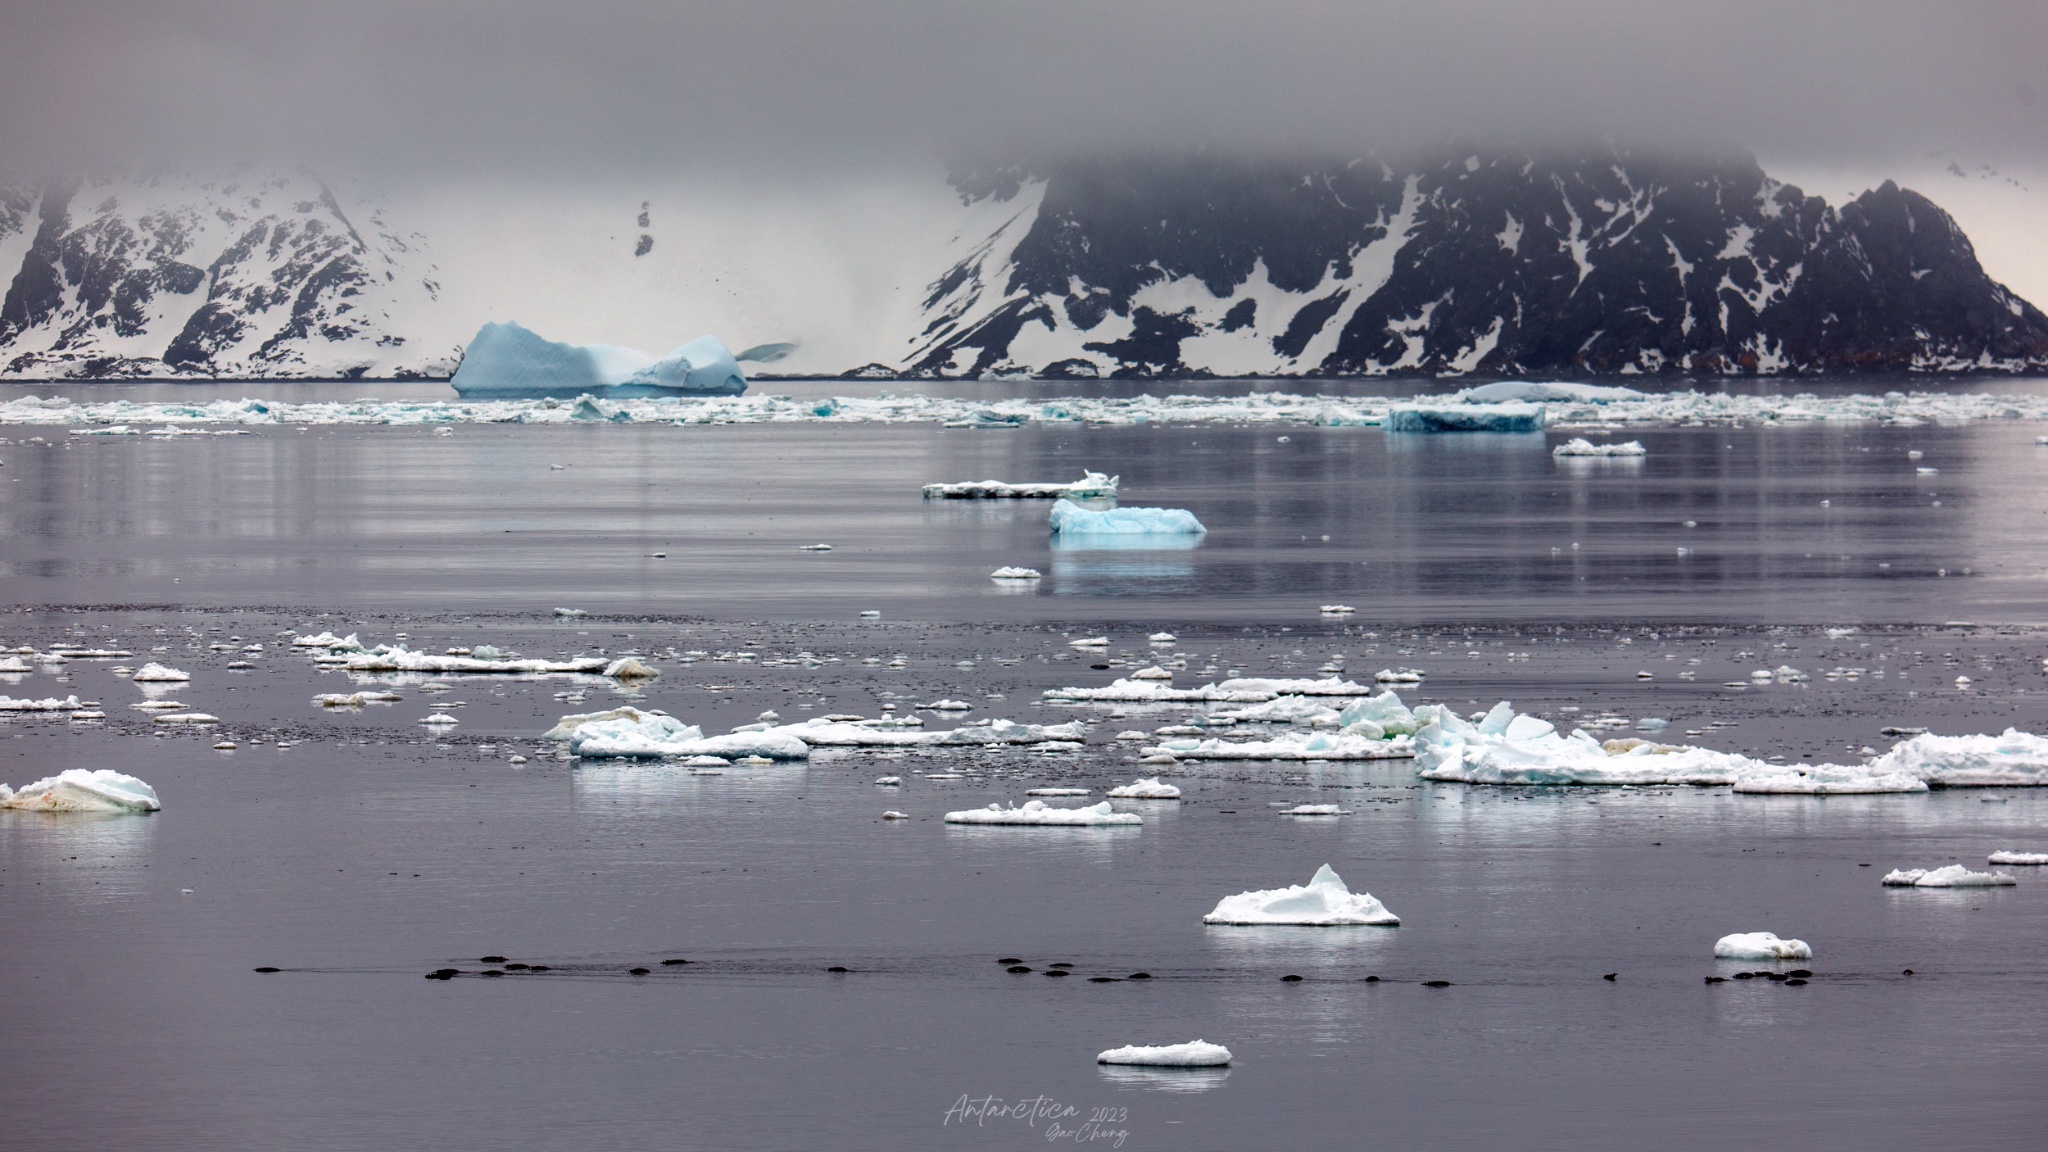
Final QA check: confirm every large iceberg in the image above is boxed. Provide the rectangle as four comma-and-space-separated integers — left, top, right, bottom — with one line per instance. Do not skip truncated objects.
1385, 402, 1545, 433
1869, 729, 2048, 786
1048, 501, 1205, 536
1713, 932, 1812, 960
943, 800, 1143, 826
1096, 1041, 1231, 1067
924, 472, 1118, 499
448, 322, 783, 398
0, 769, 160, 813
1201, 864, 1399, 926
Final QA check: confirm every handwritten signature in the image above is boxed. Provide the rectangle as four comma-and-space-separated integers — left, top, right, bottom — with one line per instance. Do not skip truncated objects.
943, 1094, 1131, 1147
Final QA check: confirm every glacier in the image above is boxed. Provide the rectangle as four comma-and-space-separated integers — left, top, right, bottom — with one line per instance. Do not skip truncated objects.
1201, 864, 1399, 926
449, 322, 759, 397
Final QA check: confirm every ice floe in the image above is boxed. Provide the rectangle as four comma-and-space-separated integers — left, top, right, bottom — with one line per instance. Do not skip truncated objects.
1048, 501, 1205, 536
1106, 777, 1182, 799
1552, 438, 1646, 457
131, 662, 190, 681
1147, 731, 1412, 762
1386, 402, 1545, 433
1989, 851, 2048, 865
1713, 932, 1812, 960
1207, 697, 1342, 725
153, 712, 218, 724
1869, 729, 2048, 786
1731, 766, 1928, 794
314, 691, 402, 707
1096, 1041, 1231, 1067
943, 800, 1142, 826
0, 769, 160, 813
1026, 787, 1091, 797
1046, 673, 1375, 704
1882, 865, 2017, 887
1278, 804, 1350, 816
924, 471, 1118, 499
1202, 864, 1397, 925
990, 567, 1042, 580
1454, 381, 1645, 404
0, 694, 84, 712
338, 644, 644, 677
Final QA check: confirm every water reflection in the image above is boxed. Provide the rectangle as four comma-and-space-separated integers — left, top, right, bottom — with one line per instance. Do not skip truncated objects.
0, 808, 158, 901
1096, 1065, 1231, 1093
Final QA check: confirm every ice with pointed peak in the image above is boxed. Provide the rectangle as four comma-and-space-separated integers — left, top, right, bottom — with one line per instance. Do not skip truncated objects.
943, 800, 1142, 826
1882, 865, 2016, 887
0, 694, 84, 712
1202, 864, 1397, 925
602, 656, 659, 680
924, 472, 1118, 499
1048, 501, 1205, 536
1870, 729, 2048, 786
0, 657, 32, 673
1989, 851, 2048, 865
1552, 438, 1647, 457
131, 662, 190, 682
1714, 932, 1812, 960
1096, 1041, 1231, 1067
449, 322, 750, 397
0, 769, 160, 813
1385, 402, 1544, 433
1106, 777, 1181, 799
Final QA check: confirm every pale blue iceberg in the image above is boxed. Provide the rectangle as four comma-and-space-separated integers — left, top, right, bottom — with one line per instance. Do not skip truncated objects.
449, 322, 784, 398
1385, 402, 1545, 433
1049, 501, 1206, 536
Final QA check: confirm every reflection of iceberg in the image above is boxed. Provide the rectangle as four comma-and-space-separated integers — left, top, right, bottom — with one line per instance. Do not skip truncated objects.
1096, 1065, 1231, 1093
450, 322, 789, 398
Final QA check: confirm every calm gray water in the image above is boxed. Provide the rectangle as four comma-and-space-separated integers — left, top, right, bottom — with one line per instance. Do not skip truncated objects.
4, 396, 2048, 1150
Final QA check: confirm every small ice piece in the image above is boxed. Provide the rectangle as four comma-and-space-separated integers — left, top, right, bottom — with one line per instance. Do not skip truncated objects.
800, 544, 834, 551
0, 769, 160, 813
1202, 864, 1396, 925
602, 656, 659, 680
882, 811, 910, 820
1106, 777, 1182, 799
1128, 666, 1174, 681
0, 694, 85, 712
1990, 851, 2048, 865
1385, 401, 1545, 433
1552, 438, 1647, 457
314, 691, 402, 707
1774, 666, 1810, 682
344, 646, 611, 675
1048, 501, 1206, 536
682, 756, 731, 767
921, 700, 972, 711
554, 608, 588, 617
924, 472, 1119, 499
1278, 804, 1350, 816
1636, 718, 1670, 732
1319, 604, 1356, 615
1149, 731, 1412, 762
1882, 865, 2016, 887
1069, 636, 1110, 648
0, 656, 31, 673
1096, 1041, 1231, 1067
942, 800, 1142, 826
1731, 766, 1928, 794
422, 713, 460, 726
1026, 787, 1091, 797
68, 710, 105, 721
1209, 697, 1343, 725
1713, 932, 1813, 960
131, 662, 190, 682
874, 776, 903, 786
1373, 668, 1425, 683
1148, 632, 1177, 643
859, 610, 881, 618
990, 567, 1043, 580
153, 712, 218, 724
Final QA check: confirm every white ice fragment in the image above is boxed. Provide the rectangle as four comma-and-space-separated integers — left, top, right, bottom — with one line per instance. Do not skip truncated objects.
553, 608, 588, 618
800, 544, 833, 551
920, 700, 972, 711
421, 713, 460, 726
1202, 864, 1396, 925
0, 694, 84, 712
131, 662, 190, 682
1882, 865, 2016, 887
1552, 438, 1647, 457
1989, 851, 2048, 865
942, 800, 1142, 826
1713, 932, 1812, 960
345, 645, 609, 675
0, 656, 31, 673
1148, 632, 1177, 643
1278, 804, 1350, 816
1148, 731, 1412, 762
0, 769, 160, 813
1026, 787, 1091, 796
602, 656, 659, 680
882, 811, 910, 820
1048, 501, 1205, 536
1871, 729, 2048, 786
1129, 666, 1174, 681
1454, 381, 1644, 404
1068, 636, 1110, 648
1373, 668, 1424, 683
874, 776, 902, 786
1319, 604, 1356, 615
314, 691, 402, 707
153, 712, 218, 724
990, 567, 1043, 580
925, 472, 1118, 499
448, 322, 750, 397
1096, 1041, 1231, 1067
1732, 766, 1928, 794
1106, 777, 1181, 799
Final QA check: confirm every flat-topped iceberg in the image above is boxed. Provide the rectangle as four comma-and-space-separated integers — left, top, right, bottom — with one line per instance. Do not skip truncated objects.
1046, 674, 1375, 704
1869, 729, 2048, 786
448, 322, 778, 398
773, 717, 1087, 748
1202, 864, 1398, 926
943, 800, 1142, 826
1049, 501, 1205, 536
1096, 1041, 1231, 1067
343, 644, 638, 677
1989, 851, 2048, 865
1882, 865, 2016, 887
0, 769, 159, 813
924, 472, 1118, 499
1732, 766, 1928, 794
1106, 777, 1182, 799
548, 707, 1078, 758
1714, 932, 1812, 960
1453, 381, 1646, 404
1385, 402, 1544, 433
1146, 730, 1413, 761
1553, 438, 1647, 457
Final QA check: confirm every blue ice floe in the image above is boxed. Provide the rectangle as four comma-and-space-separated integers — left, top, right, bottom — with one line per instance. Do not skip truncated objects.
1048, 501, 1205, 537
1385, 401, 1546, 433
449, 322, 791, 398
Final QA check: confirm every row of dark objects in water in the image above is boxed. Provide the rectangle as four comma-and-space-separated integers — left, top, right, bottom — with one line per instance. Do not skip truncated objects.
1706, 968, 1823, 985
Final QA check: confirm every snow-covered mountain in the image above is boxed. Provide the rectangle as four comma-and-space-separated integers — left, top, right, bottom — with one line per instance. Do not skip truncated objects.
910, 150, 2048, 378
0, 171, 446, 379
2, 150, 2044, 380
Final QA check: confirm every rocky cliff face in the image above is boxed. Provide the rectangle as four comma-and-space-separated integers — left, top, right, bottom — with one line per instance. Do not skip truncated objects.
0, 171, 448, 379
906, 150, 2048, 377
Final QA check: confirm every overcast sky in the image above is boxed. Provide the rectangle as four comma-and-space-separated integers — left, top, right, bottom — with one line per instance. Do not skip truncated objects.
1, 1, 2044, 180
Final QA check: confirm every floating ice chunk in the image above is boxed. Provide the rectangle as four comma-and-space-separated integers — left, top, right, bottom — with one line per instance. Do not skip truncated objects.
1732, 766, 1927, 794
882, 811, 910, 820
921, 700, 972, 711
1202, 864, 1396, 925
1870, 729, 2048, 786
1048, 501, 1205, 536
1106, 777, 1181, 799
1209, 697, 1343, 726
800, 543, 834, 551
1319, 604, 1356, 614
1989, 850, 2048, 865
1552, 438, 1647, 457
1068, 636, 1110, 649
1026, 787, 1091, 796
131, 662, 190, 681
924, 471, 1118, 499
874, 776, 902, 786
1385, 402, 1544, 433
1047, 675, 1373, 705
0, 769, 160, 813
601, 656, 659, 680
943, 800, 1142, 826
0, 694, 84, 712
552, 709, 811, 760
1148, 632, 1177, 643
313, 691, 402, 707
990, 567, 1043, 580
344, 645, 613, 676
1278, 804, 1350, 816
421, 713, 460, 726
1147, 731, 1413, 761
1713, 932, 1812, 960
683, 755, 731, 767
153, 712, 218, 724
1774, 666, 1810, 682
1221, 676, 1376, 697
449, 322, 749, 397
1129, 666, 1174, 681
0, 656, 33, 673
543, 705, 686, 742
1454, 381, 1645, 404
1096, 1041, 1231, 1067
554, 607, 587, 618
1882, 865, 2016, 887
1373, 668, 1424, 683
771, 717, 1086, 748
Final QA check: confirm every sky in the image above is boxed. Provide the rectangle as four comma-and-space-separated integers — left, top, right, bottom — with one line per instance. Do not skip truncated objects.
2, 1, 2043, 178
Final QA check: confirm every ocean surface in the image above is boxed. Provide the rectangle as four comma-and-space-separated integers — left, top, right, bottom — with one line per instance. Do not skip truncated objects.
4, 378, 2048, 1150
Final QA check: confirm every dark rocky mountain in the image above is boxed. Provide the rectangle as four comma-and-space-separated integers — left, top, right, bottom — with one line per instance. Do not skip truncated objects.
907, 149, 2048, 378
